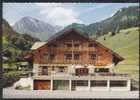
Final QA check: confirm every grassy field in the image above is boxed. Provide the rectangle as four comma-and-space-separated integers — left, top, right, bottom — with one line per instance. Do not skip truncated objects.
97, 27, 139, 78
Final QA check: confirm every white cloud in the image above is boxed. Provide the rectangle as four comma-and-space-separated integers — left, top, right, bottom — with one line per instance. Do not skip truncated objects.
47, 7, 83, 26
35, 3, 62, 14
35, 3, 83, 26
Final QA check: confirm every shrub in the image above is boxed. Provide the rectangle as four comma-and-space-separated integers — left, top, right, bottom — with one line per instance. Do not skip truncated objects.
3, 71, 32, 88
3, 71, 20, 87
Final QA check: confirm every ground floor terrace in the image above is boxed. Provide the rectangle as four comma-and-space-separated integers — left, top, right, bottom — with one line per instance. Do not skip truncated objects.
33, 64, 115, 76
32, 75, 131, 91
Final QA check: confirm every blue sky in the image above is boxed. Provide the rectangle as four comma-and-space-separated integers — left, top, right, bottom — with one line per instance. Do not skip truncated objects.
3, 3, 139, 27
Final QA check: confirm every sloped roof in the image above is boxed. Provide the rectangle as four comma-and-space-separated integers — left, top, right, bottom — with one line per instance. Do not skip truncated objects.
25, 28, 124, 61
30, 29, 88, 50
31, 42, 46, 50
46, 28, 88, 43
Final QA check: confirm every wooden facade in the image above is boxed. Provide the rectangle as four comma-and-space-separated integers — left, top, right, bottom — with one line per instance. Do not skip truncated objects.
24, 29, 126, 90
31, 31, 122, 64
25, 29, 124, 76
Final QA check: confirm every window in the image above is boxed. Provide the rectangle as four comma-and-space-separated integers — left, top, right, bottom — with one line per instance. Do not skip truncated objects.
72, 80, 88, 86
59, 67, 64, 72
50, 54, 55, 60
88, 43, 97, 47
42, 54, 48, 59
48, 44, 57, 47
42, 67, 48, 75
95, 68, 109, 73
98, 54, 102, 60
90, 54, 96, 60
88, 43, 94, 47
110, 81, 127, 87
74, 54, 80, 60
74, 44, 79, 48
65, 54, 72, 60
91, 80, 107, 87
76, 68, 88, 76
52, 66, 55, 71
65, 44, 72, 48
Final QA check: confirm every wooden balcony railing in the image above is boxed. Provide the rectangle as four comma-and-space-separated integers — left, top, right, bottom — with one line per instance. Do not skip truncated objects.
48, 47, 97, 52
40, 59, 85, 64
39, 58, 105, 65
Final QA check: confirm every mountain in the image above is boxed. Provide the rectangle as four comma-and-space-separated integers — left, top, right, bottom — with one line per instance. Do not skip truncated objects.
2, 19, 40, 63
87, 6, 139, 36
60, 23, 87, 33
48, 23, 87, 40
12, 16, 63, 41
56, 6, 139, 39
55, 25, 64, 32
12, 6, 138, 41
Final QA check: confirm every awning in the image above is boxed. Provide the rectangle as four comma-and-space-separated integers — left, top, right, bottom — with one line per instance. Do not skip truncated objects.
95, 66, 105, 68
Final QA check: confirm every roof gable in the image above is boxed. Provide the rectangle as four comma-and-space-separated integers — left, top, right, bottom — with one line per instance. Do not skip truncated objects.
46, 29, 90, 45
25, 28, 124, 61
46, 28, 89, 42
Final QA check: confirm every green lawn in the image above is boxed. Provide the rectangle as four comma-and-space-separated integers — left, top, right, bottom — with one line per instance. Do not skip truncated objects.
97, 27, 139, 78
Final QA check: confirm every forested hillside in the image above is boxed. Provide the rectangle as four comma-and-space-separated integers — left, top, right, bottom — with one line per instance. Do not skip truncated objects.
55, 6, 139, 40
88, 6, 139, 37
2, 19, 40, 63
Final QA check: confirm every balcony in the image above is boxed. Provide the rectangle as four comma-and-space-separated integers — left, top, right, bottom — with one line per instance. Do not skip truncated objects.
33, 73, 131, 80
40, 59, 86, 64
39, 58, 105, 65
47, 47, 97, 52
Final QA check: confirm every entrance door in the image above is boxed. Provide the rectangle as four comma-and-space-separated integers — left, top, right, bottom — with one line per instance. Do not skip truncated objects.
76, 68, 88, 76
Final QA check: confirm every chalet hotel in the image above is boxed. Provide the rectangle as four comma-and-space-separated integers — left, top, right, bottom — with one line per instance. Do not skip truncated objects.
25, 29, 131, 91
